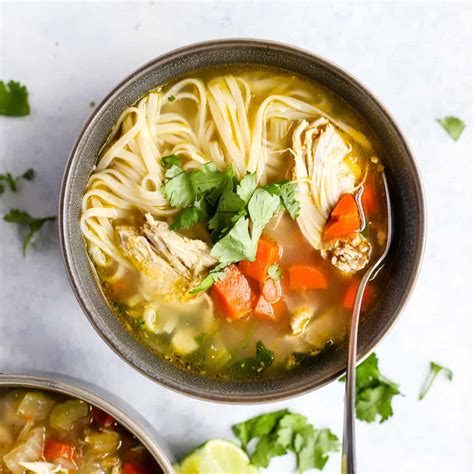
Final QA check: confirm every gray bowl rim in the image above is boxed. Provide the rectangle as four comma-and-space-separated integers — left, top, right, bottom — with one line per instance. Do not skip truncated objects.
59, 38, 426, 403
0, 372, 175, 472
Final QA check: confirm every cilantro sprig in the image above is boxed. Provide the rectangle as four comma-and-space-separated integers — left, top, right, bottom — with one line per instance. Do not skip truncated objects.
340, 353, 401, 423
161, 156, 300, 292
418, 361, 453, 400
4, 209, 56, 255
0, 80, 30, 116
232, 409, 340, 472
0, 169, 34, 195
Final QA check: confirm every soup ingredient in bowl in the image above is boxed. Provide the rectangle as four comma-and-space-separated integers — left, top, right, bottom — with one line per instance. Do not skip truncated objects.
80, 66, 389, 380
0, 389, 162, 473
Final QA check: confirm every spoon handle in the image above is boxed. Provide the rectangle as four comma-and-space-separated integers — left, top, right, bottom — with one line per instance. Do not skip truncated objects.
341, 172, 393, 474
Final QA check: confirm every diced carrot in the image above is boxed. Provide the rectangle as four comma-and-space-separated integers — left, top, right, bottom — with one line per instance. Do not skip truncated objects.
289, 265, 328, 290
262, 278, 281, 304
361, 176, 379, 216
123, 462, 148, 474
323, 193, 361, 242
211, 265, 254, 320
91, 407, 115, 427
239, 237, 281, 283
343, 279, 374, 310
44, 439, 76, 461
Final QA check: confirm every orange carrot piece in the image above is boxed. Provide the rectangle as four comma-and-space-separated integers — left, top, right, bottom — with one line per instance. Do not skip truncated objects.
343, 279, 374, 310
44, 440, 76, 461
262, 278, 281, 304
239, 237, 281, 283
123, 463, 148, 474
289, 265, 328, 290
211, 265, 254, 320
323, 193, 361, 242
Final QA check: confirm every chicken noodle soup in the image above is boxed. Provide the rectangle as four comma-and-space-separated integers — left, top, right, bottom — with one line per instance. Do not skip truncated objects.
81, 66, 388, 380
0, 389, 161, 473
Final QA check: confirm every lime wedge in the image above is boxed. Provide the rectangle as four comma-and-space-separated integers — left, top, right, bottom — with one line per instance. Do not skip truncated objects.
174, 439, 258, 474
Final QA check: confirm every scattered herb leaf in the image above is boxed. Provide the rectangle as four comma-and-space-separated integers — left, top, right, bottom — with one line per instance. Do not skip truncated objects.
4, 209, 55, 255
339, 353, 401, 423
232, 409, 339, 472
230, 340, 274, 377
0, 169, 35, 194
89, 101, 96, 108
418, 361, 453, 400
189, 268, 226, 294
0, 80, 30, 116
267, 263, 282, 281
168, 95, 176, 102
437, 116, 465, 141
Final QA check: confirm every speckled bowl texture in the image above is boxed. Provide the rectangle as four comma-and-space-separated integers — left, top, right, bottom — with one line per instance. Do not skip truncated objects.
0, 372, 175, 472
59, 39, 426, 403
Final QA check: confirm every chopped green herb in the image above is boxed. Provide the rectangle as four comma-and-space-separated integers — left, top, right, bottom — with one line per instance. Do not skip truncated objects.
189, 268, 226, 294
264, 180, 300, 219
4, 209, 55, 255
232, 409, 339, 472
0, 169, 34, 195
418, 361, 453, 400
170, 198, 209, 231
89, 101, 96, 107
133, 318, 145, 330
194, 333, 207, 346
0, 80, 30, 116
339, 353, 401, 423
230, 340, 274, 377
267, 263, 282, 281
236, 172, 257, 204
168, 95, 176, 102
437, 116, 465, 141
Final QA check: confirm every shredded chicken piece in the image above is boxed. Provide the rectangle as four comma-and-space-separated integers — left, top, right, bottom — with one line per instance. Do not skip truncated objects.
290, 307, 314, 335
143, 213, 217, 279
325, 233, 371, 273
117, 215, 217, 301
291, 118, 356, 251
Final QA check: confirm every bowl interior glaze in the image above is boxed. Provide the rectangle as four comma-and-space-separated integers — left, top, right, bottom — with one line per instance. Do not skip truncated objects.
59, 39, 425, 403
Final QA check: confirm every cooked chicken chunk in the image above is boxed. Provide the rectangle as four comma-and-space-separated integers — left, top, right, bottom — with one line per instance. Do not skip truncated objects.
290, 306, 314, 336
292, 118, 356, 252
325, 233, 371, 274
117, 214, 217, 300
143, 213, 217, 280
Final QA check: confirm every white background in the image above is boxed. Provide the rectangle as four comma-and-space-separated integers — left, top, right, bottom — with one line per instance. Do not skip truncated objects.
0, 1, 472, 473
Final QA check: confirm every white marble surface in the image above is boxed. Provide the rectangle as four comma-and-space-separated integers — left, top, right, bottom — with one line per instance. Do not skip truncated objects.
0, 1, 472, 472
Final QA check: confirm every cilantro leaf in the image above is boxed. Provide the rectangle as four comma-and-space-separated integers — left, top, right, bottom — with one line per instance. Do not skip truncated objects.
232, 409, 340, 472
418, 361, 453, 400
295, 426, 340, 473
248, 188, 281, 240
168, 95, 176, 102
0, 169, 35, 194
189, 268, 226, 294
229, 340, 274, 377
236, 172, 257, 204
232, 409, 290, 449
161, 156, 195, 208
340, 353, 401, 423
210, 216, 255, 265
170, 198, 208, 231
437, 116, 465, 141
190, 162, 229, 196
0, 80, 30, 116
280, 182, 300, 219
267, 263, 282, 281
4, 209, 55, 255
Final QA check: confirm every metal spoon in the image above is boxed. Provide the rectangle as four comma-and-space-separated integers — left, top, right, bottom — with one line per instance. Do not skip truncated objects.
341, 172, 393, 474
